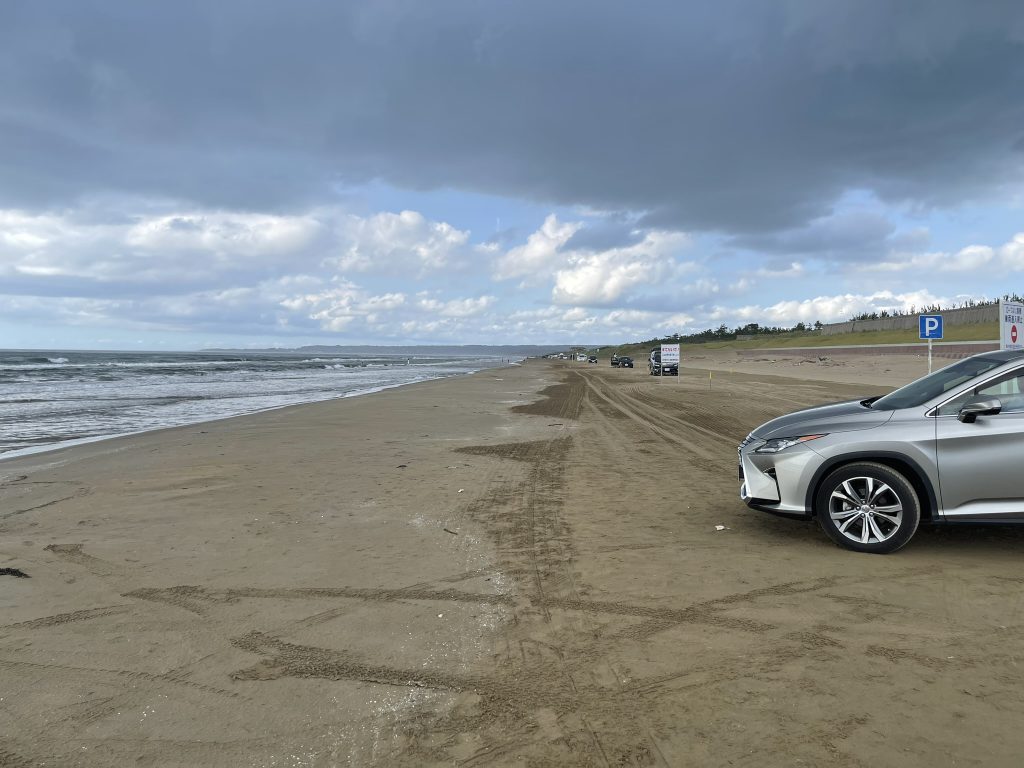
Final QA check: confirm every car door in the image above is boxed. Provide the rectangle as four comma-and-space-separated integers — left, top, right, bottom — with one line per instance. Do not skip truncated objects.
935, 366, 1024, 520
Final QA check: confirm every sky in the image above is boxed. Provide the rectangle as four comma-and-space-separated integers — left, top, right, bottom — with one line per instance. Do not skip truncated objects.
2, 1, 1024, 350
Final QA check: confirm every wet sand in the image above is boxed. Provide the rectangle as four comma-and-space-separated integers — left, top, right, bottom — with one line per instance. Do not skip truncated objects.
2, 356, 1023, 766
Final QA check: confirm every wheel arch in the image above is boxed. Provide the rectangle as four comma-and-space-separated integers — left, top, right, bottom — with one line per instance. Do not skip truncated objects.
804, 452, 938, 522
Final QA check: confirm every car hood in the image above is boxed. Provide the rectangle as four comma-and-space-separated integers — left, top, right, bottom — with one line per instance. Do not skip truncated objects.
751, 399, 893, 440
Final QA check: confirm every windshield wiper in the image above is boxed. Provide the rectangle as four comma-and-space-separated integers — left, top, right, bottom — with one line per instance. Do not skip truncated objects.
860, 396, 882, 408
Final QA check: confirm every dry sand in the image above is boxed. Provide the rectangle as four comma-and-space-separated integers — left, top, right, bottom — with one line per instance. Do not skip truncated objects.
2, 354, 1023, 767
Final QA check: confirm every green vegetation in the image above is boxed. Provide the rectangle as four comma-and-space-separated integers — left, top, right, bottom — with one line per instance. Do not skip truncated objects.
847, 295, 1022, 322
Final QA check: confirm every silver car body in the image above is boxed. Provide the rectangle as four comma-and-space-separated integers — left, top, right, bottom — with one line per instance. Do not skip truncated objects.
739, 349, 1024, 523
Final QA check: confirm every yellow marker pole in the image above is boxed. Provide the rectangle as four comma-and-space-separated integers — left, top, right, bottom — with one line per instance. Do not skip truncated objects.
709, 370, 712, 390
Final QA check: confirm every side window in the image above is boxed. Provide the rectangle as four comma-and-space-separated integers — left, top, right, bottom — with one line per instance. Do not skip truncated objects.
936, 368, 1024, 416
936, 390, 975, 416
979, 370, 1024, 413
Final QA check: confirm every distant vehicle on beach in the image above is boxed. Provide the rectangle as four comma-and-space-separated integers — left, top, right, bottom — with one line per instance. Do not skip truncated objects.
648, 349, 678, 376
587, 355, 598, 364
610, 354, 620, 366
617, 356, 633, 368
739, 348, 1024, 553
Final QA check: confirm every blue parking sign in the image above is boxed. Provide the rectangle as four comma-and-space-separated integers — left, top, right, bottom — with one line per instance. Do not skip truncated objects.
919, 315, 943, 340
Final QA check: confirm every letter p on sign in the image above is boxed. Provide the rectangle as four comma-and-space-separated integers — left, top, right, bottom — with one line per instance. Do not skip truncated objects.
919, 315, 943, 340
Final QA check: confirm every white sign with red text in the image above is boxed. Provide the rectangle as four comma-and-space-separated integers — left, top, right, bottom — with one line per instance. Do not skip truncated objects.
1000, 298, 1024, 351
661, 343, 680, 365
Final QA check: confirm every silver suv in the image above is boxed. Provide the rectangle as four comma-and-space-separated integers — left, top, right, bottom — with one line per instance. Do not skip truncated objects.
738, 349, 1024, 553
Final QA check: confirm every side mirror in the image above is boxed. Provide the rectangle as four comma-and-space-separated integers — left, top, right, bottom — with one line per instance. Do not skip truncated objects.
958, 397, 1002, 423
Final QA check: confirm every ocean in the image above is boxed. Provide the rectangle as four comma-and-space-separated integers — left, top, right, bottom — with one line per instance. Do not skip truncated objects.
0, 349, 513, 459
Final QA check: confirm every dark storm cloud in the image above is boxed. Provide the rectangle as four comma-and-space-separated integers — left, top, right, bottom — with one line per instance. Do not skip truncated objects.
564, 222, 645, 252
727, 211, 896, 261
2, 0, 1023, 232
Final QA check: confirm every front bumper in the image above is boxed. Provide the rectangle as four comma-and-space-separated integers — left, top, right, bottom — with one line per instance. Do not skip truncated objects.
738, 439, 818, 519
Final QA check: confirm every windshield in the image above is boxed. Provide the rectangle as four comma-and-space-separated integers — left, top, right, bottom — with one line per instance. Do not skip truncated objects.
871, 356, 1005, 411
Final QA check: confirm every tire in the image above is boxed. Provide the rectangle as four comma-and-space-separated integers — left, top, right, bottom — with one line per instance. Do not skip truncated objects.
814, 462, 920, 554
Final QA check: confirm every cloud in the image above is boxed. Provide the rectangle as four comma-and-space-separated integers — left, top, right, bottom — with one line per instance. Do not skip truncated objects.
0, 204, 478, 298
563, 221, 645, 252
722, 289, 952, 327
496, 304, 693, 343
493, 214, 581, 281
281, 282, 407, 332
417, 295, 496, 317
0, 206, 327, 294
3, 2, 1022, 233
728, 211, 896, 261
551, 231, 692, 305
333, 210, 471, 273
1001, 233, 1024, 267
125, 211, 321, 256
754, 262, 805, 279
864, 232, 1024, 273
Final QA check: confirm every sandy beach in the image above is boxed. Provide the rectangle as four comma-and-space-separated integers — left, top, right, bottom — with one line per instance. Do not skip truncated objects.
3, 354, 1024, 767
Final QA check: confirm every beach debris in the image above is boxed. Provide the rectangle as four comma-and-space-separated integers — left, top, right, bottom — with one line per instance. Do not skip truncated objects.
438, 613, 444, 618
0, 567, 29, 578
443, 528, 458, 535
395, 464, 408, 469
548, 423, 563, 427
446, 465, 458, 469
714, 525, 728, 531
458, 489, 465, 493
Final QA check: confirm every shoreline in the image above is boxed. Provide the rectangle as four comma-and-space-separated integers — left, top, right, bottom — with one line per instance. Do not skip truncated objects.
0, 363, 512, 466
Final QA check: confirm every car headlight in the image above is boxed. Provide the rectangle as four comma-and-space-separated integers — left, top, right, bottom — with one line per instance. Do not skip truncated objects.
754, 434, 827, 454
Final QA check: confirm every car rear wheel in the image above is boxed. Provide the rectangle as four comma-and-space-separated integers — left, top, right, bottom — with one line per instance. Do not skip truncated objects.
815, 462, 920, 554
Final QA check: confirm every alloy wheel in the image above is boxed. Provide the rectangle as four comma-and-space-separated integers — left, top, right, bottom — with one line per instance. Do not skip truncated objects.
828, 476, 903, 545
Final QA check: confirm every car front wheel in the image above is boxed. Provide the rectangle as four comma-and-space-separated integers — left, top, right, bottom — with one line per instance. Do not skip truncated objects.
814, 462, 920, 554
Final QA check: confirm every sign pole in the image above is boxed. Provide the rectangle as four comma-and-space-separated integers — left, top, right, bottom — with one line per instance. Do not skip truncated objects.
919, 314, 943, 374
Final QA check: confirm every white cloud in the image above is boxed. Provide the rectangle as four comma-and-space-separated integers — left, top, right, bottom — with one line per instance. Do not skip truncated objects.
125, 211, 321, 256
494, 304, 694, 343
334, 210, 470, 274
999, 233, 1024, 268
490, 214, 693, 307
0, 206, 325, 286
864, 233, 1024, 273
493, 214, 582, 281
281, 281, 407, 332
417, 295, 496, 317
722, 289, 951, 327
0, 205, 479, 291
551, 231, 691, 305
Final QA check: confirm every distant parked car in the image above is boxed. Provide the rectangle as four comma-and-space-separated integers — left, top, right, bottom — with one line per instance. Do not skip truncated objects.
587, 355, 598, 364
610, 354, 620, 366
738, 348, 1024, 553
617, 356, 634, 368
648, 349, 678, 376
